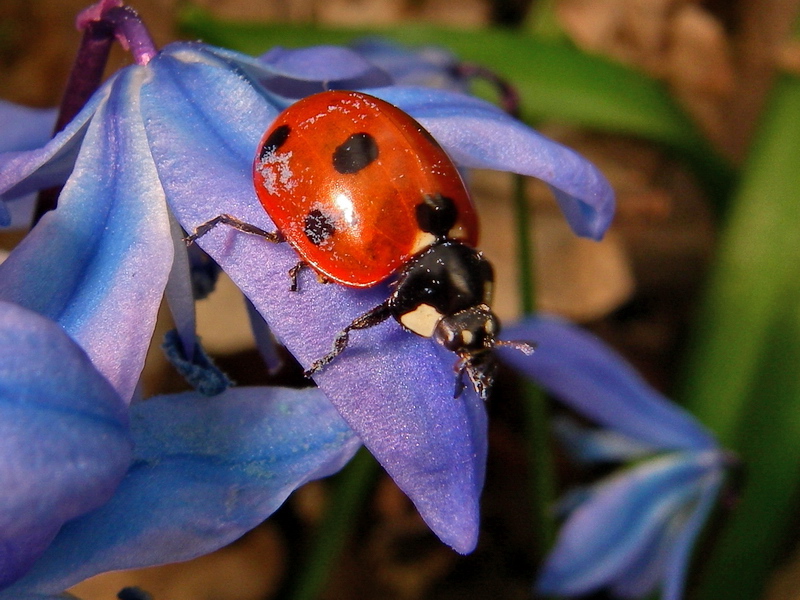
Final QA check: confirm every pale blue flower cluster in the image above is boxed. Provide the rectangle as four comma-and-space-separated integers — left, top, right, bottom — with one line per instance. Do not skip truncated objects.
501, 316, 728, 600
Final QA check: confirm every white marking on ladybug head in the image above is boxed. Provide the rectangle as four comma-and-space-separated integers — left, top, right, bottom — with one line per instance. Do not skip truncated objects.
399, 303, 443, 338
448, 223, 468, 240
410, 231, 437, 255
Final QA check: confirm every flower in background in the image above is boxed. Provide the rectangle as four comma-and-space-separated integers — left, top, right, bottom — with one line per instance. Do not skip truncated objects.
0, 0, 615, 561
500, 316, 729, 600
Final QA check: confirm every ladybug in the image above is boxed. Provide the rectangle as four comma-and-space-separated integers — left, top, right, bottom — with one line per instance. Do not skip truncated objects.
187, 90, 533, 400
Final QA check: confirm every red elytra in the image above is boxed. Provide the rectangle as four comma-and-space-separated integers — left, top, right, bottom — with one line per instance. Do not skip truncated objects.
252, 90, 479, 288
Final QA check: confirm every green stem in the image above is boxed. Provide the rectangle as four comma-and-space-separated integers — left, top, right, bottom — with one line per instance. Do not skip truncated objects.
513, 175, 536, 315
287, 449, 377, 600
512, 174, 557, 559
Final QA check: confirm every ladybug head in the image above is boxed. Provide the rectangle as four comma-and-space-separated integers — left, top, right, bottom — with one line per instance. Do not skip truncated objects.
433, 304, 499, 354
433, 305, 535, 401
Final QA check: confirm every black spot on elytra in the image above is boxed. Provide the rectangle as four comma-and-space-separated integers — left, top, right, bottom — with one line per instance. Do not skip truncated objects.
304, 209, 336, 245
332, 132, 379, 174
415, 194, 458, 238
259, 124, 291, 160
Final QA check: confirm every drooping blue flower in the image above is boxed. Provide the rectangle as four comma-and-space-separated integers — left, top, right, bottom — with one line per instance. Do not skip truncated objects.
0, 298, 360, 596
0, 38, 614, 558
499, 316, 728, 600
0, 384, 360, 598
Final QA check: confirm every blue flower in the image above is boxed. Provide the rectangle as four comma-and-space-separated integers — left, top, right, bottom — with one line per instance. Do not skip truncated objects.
500, 316, 728, 600
0, 300, 359, 597
0, 38, 613, 561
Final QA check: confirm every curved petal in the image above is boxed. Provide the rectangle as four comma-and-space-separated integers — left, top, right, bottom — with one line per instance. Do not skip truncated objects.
553, 417, 658, 463
0, 101, 56, 153
144, 47, 486, 554
352, 39, 466, 92
2, 387, 359, 597
0, 79, 113, 203
500, 315, 717, 451
536, 454, 710, 596
0, 67, 173, 404
163, 212, 197, 358
0, 301, 131, 589
365, 86, 615, 240
607, 516, 672, 598
660, 474, 723, 600
0, 98, 55, 229
257, 46, 392, 97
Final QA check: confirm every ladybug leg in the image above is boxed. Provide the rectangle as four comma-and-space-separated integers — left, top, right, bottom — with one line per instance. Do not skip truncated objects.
287, 262, 330, 292
453, 357, 469, 399
304, 301, 392, 378
287, 262, 307, 292
184, 214, 285, 245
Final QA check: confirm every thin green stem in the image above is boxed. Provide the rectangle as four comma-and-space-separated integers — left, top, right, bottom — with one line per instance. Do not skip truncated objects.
287, 448, 377, 600
512, 174, 557, 561
513, 175, 535, 314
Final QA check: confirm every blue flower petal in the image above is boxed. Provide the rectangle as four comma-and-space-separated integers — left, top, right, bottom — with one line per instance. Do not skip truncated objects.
607, 516, 672, 598
258, 46, 392, 97
145, 45, 486, 553
536, 454, 711, 596
0, 101, 59, 227
500, 315, 717, 451
1, 387, 359, 597
554, 417, 658, 463
164, 212, 198, 358
364, 86, 615, 240
0, 101, 56, 153
246, 298, 283, 373
0, 81, 112, 203
660, 474, 723, 600
0, 68, 173, 404
0, 301, 131, 589
352, 39, 466, 91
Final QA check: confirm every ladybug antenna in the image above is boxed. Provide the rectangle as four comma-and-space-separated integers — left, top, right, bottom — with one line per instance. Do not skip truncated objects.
495, 339, 536, 355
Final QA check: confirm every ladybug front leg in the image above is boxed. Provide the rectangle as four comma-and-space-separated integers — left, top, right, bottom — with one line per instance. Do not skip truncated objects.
304, 301, 392, 377
184, 214, 285, 245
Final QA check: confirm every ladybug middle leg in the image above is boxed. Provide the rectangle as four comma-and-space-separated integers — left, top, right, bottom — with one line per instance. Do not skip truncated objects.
304, 301, 392, 377
184, 213, 285, 245
287, 262, 331, 292
186, 213, 312, 290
